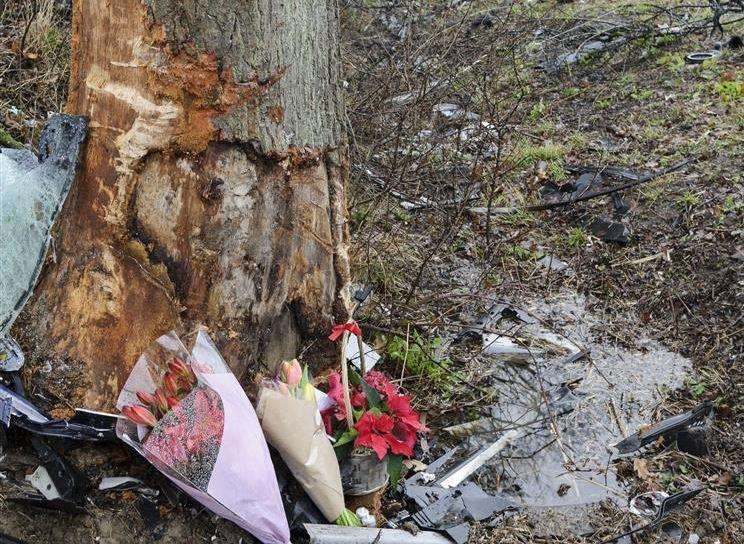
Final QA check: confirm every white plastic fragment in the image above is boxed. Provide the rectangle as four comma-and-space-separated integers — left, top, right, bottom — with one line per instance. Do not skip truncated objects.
99, 476, 144, 491
482, 334, 532, 360
25, 466, 61, 500
346, 340, 380, 372
304, 524, 452, 544
438, 429, 521, 489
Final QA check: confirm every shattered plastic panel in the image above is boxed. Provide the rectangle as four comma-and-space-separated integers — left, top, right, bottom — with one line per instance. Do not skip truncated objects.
0, 115, 87, 335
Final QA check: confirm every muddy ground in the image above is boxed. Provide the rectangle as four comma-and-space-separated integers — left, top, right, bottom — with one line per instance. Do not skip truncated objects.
1, 0, 742, 543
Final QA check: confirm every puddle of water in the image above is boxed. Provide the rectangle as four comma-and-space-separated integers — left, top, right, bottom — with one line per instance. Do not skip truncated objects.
465, 291, 690, 511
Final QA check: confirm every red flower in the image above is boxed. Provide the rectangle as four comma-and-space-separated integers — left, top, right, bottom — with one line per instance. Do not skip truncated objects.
354, 412, 394, 460
169, 357, 197, 385
351, 389, 367, 409
324, 372, 347, 422
387, 393, 429, 433
122, 405, 158, 427
364, 371, 395, 397
136, 390, 156, 407
163, 371, 180, 397
386, 419, 417, 457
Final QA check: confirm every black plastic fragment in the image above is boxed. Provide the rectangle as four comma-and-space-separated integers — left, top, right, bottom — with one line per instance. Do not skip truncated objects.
589, 217, 630, 244
611, 193, 630, 215
0, 378, 115, 441
614, 401, 714, 454
601, 484, 704, 543
30, 437, 89, 504
396, 449, 519, 543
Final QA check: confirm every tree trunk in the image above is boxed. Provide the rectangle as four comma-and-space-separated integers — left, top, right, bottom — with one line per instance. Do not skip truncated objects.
18, 0, 350, 410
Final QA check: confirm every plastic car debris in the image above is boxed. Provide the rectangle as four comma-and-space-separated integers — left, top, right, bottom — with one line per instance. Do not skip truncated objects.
602, 483, 704, 543
304, 524, 452, 544
10, 437, 89, 514
0, 337, 24, 372
614, 401, 714, 454
396, 447, 520, 543
409, 483, 519, 543
455, 302, 535, 343
685, 51, 721, 64
589, 217, 630, 244
0, 382, 115, 441
26, 466, 62, 500
611, 193, 630, 215
629, 491, 668, 518
0, 115, 87, 336
530, 160, 691, 211
99, 476, 159, 497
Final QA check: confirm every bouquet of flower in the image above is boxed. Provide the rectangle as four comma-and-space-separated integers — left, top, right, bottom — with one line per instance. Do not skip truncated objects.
321, 368, 428, 482
116, 329, 290, 544
256, 360, 353, 524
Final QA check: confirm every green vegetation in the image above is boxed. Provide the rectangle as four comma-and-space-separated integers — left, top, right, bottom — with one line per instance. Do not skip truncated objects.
567, 227, 587, 248
386, 332, 451, 383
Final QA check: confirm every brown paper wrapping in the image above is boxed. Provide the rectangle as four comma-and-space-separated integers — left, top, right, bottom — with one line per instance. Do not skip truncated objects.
257, 388, 345, 522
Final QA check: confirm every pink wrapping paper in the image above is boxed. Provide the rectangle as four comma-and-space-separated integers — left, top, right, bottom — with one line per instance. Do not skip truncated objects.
115, 329, 290, 544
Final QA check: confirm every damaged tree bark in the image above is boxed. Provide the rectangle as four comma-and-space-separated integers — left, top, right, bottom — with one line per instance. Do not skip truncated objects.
18, 0, 351, 410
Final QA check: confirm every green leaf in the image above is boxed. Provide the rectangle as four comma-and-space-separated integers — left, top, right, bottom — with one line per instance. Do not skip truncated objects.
333, 428, 358, 448
387, 454, 404, 487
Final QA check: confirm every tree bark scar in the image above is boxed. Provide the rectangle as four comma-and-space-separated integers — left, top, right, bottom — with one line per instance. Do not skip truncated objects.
16, 0, 350, 411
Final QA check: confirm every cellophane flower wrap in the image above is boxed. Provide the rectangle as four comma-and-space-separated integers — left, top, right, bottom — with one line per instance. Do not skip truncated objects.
256, 361, 345, 522
115, 329, 290, 544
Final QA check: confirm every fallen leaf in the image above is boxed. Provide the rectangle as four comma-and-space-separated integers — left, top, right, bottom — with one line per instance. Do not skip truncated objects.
634, 458, 653, 482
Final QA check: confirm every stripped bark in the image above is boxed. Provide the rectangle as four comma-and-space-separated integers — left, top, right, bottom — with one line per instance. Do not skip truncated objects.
18, 0, 350, 409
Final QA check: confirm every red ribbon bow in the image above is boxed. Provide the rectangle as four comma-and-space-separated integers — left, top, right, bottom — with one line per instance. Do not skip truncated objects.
328, 321, 362, 342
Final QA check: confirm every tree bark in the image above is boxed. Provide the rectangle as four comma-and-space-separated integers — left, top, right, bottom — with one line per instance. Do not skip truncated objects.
18, 0, 350, 410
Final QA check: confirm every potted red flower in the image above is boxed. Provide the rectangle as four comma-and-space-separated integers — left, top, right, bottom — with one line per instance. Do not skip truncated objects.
321, 369, 428, 495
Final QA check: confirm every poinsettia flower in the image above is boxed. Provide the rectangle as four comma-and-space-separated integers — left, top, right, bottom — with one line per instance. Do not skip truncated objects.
385, 419, 417, 457
354, 412, 394, 460
387, 392, 429, 433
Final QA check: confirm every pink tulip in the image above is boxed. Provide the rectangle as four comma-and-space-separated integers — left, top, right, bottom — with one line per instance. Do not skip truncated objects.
163, 371, 180, 397
153, 387, 169, 415
280, 359, 302, 388
136, 390, 156, 406
169, 357, 197, 386
122, 405, 158, 427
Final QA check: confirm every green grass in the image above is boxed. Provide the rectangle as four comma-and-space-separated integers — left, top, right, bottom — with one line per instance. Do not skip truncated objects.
715, 80, 744, 103
567, 227, 587, 248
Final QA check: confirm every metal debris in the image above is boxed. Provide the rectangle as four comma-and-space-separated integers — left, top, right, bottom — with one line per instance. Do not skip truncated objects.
602, 484, 704, 543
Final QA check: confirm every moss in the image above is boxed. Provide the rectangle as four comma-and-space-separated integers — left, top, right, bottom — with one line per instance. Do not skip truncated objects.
0, 125, 23, 149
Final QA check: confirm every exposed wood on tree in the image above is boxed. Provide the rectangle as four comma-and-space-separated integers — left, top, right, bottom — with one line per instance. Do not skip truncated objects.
17, 0, 350, 410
